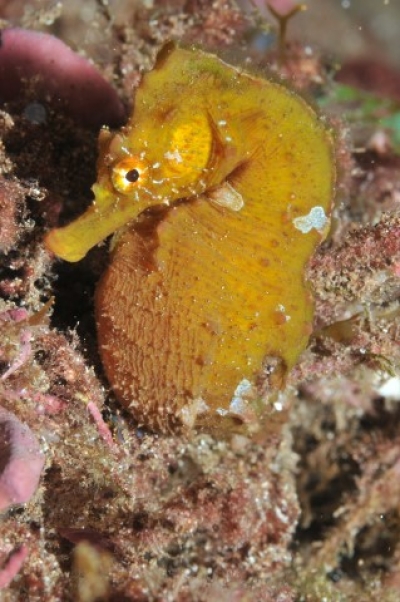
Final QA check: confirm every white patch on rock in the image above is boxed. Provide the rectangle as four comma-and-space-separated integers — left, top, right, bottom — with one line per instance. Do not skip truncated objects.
179, 398, 209, 428
377, 376, 400, 399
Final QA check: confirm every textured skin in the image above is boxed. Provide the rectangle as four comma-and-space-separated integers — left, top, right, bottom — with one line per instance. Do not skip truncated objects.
46, 44, 335, 432
96, 199, 313, 431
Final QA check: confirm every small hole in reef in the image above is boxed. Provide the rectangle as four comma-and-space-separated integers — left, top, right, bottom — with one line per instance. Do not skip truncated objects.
125, 169, 140, 183
132, 511, 148, 531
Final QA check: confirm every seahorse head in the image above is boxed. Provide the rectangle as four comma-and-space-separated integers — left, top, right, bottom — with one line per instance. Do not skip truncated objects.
45, 44, 228, 262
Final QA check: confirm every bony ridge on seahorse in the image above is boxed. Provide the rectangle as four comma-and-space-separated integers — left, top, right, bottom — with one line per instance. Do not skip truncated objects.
45, 42, 336, 433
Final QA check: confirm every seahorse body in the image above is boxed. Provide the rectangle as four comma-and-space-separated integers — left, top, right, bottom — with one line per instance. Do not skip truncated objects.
45, 44, 335, 432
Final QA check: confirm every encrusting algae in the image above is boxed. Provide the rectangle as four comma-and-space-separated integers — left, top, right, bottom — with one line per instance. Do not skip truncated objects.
45, 43, 336, 433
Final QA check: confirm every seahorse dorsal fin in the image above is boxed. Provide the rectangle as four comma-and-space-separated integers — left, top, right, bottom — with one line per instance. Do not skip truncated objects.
207, 181, 244, 212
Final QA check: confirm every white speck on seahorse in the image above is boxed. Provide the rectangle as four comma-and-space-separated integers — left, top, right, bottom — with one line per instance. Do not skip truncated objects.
293, 206, 328, 234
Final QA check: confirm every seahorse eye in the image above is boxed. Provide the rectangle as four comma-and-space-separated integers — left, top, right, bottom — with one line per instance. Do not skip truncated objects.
125, 169, 140, 183
111, 157, 148, 194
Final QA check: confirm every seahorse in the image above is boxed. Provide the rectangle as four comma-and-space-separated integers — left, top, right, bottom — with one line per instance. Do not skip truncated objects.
45, 43, 335, 432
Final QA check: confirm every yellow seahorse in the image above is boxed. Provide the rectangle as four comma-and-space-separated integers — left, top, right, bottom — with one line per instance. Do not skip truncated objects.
45, 43, 335, 432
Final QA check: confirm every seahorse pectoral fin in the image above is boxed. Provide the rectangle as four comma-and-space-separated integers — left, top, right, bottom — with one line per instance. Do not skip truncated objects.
207, 181, 244, 212
44, 184, 151, 262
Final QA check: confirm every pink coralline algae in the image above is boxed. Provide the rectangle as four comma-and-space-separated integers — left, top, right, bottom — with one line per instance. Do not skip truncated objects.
0, 405, 44, 512
0, 544, 29, 589
0, 28, 126, 128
